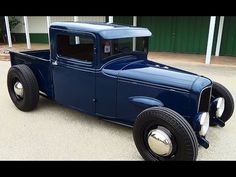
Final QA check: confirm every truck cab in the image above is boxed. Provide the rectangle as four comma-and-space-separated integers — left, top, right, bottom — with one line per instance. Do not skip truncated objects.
48, 22, 152, 121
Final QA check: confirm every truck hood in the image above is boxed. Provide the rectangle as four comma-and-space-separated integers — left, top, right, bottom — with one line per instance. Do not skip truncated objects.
102, 55, 211, 91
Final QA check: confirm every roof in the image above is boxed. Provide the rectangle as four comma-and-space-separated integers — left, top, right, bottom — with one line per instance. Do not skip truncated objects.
50, 22, 152, 39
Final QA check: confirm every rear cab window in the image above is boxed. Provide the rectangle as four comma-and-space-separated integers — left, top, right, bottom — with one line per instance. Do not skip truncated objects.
57, 33, 95, 63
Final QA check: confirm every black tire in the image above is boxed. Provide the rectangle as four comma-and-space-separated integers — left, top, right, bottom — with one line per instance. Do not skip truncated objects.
133, 107, 198, 161
210, 81, 234, 126
7, 64, 39, 111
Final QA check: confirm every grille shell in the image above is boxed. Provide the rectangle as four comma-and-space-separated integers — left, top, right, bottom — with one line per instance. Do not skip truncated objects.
198, 86, 212, 112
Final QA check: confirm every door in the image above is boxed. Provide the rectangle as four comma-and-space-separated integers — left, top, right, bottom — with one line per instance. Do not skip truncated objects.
52, 32, 96, 114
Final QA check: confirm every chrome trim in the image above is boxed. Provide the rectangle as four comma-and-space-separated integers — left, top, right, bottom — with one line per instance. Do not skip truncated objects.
197, 86, 212, 112
216, 97, 225, 118
14, 82, 24, 98
147, 129, 173, 156
102, 118, 133, 128
39, 91, 48, 97
163, 66, 169, 69
119, 78, 190, 93
51, 60, 58, 65
199, 112, 210, 136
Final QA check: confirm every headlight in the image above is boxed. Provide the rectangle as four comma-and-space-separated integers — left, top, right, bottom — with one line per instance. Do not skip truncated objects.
216, 97, 225, 118
199, 112, 210, 136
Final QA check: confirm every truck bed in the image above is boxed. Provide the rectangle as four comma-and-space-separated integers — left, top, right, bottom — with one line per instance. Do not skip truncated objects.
10, 49, 54, 98
21, 49, 50, 60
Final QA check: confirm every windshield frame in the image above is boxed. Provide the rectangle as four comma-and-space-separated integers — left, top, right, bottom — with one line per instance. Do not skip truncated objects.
100, 37, 149, 64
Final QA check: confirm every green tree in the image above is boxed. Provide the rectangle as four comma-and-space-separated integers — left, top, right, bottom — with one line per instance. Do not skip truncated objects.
0, 16, 20, 43
9, 16, 20, 31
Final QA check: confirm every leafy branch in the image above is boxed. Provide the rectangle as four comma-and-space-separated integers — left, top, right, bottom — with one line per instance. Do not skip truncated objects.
9, 16, 21, 31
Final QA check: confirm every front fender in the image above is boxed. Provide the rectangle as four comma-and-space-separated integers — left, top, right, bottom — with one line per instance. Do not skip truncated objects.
129, 96, 164, 109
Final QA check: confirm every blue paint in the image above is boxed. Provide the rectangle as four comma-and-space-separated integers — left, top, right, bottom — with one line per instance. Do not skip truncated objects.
129, 96, 164, 109
50, 22, 152, 39
9, 22, 213, 141
9, 50, 54, 99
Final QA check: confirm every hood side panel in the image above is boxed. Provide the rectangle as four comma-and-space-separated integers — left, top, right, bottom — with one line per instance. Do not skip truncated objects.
117, 79, 192, 125
119, 60, 199, 91
101, 56, 212, 125
103, 57, 200, 91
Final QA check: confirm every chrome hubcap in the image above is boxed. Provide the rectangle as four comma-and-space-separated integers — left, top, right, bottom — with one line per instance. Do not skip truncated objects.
14, 82, 24, 98
148, 129, 173, 156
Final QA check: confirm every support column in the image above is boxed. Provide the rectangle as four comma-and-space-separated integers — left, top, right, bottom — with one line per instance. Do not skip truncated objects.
74, 16, 79, 22
24, 16, 31, 49
46, 16, 51, 44
215, 16, 224, 56
74, 16, 80, 44
4, 16, 12, 47
133, 16, 137, 51
205, 16, 216, 64
108, 16, 113, 23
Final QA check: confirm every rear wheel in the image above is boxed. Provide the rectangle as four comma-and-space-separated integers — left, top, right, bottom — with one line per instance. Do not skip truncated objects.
7, 64, 39, 111
133, 107, 198, 161
210, 82, 234, 126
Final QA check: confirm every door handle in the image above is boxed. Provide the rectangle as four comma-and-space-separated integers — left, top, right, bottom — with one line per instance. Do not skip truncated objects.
51, 60, 58, 66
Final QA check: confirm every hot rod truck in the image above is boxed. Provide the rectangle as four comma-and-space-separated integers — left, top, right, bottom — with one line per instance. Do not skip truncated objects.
7, 22, 234, 161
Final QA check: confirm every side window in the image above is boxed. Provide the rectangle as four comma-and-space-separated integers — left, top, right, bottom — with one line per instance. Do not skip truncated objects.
57, 34, 94, 63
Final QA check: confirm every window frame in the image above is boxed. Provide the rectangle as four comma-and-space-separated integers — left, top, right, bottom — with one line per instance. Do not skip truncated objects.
55, 30, 97, 67
100, 37, 149, 64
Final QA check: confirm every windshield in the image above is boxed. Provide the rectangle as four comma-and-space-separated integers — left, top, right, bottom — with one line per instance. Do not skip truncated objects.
101, 37, 149, 61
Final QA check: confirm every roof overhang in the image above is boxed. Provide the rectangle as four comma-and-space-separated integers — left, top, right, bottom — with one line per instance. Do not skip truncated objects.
50, 22, 152, 39
99, 28, 152, 39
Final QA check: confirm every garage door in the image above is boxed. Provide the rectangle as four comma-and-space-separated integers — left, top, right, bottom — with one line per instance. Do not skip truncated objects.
114, 16, 133, 25
138, 16, 210, 54
220, 16, 236, 57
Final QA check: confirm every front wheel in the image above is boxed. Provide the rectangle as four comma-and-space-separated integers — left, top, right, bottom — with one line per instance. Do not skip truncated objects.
133, 107, 198, 161
210, 82, 234, 126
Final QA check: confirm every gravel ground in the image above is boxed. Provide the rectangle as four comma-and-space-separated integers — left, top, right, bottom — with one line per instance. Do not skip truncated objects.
0, 59, 235, 160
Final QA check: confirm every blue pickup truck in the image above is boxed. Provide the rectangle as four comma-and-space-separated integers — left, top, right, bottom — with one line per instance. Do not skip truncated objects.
7, 22, 234, 161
